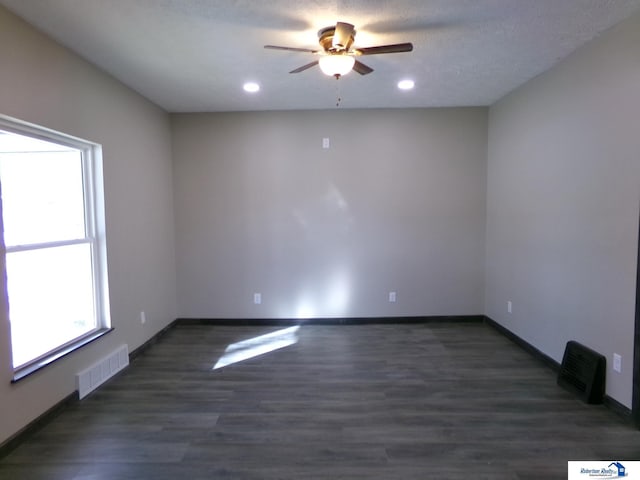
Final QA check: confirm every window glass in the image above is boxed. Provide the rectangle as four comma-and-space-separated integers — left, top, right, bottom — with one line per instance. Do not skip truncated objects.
6, 244, 96, 367
0, 139, 85, 247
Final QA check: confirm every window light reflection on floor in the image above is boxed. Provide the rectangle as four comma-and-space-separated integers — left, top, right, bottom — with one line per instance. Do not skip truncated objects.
213, 326, 300, 370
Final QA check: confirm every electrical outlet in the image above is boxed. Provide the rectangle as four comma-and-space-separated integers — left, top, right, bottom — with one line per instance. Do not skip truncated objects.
253, 293, 262, 305
140, 311, 146, 325
507, 301, 512, 314
613, 353, 622, 373
388, 291, 397, 303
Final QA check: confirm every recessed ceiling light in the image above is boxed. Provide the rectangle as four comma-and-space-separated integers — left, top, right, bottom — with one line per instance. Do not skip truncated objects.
243, 82, 260, 93
397, 79, 415, 90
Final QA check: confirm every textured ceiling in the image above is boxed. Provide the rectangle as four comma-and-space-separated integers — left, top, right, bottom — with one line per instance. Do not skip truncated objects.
2, 0, 640, 112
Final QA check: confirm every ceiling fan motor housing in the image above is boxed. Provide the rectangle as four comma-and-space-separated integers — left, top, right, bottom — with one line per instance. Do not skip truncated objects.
318, 26, 355, 52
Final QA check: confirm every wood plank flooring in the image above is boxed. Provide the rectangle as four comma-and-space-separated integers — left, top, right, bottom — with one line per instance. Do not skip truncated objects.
1, 322, 639, 479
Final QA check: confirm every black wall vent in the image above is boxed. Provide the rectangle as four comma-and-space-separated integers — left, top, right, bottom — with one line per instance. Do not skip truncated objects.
558, 341, 606, 404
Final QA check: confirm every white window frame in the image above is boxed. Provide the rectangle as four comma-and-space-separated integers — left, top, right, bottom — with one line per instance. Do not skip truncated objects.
0, 115, 111, 381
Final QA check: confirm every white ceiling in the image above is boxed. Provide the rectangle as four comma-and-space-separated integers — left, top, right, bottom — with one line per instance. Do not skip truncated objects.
2, 0, 640, 112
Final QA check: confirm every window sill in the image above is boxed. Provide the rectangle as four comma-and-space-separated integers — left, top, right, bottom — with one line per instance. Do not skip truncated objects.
11, 328, 114, 383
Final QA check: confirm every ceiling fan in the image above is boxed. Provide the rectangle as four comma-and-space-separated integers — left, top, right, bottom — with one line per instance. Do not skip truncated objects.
264, 21, 413, 79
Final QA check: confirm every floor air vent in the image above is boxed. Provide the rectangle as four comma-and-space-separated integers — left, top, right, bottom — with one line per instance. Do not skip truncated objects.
557, 341, 605, 404
76, 345, 129, 399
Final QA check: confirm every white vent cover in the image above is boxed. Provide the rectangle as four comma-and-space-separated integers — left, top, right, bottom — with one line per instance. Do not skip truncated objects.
76, 344, 129, 399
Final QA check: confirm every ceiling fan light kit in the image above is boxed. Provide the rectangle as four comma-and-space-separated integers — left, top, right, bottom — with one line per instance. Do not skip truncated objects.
318, 54, 356, 78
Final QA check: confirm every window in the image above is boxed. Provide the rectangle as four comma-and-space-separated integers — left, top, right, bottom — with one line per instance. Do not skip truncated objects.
0, 116, 110, 380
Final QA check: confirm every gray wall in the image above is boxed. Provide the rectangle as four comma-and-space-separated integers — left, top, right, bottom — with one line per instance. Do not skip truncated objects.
0, 7, 177, 443
486, 12, 640, 408
172, 109, 487, 319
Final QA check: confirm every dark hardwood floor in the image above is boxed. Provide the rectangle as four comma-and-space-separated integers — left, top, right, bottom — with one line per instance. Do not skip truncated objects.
1, 322, 639, 479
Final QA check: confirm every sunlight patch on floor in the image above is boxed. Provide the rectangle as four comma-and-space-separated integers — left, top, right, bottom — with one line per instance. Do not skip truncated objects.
213, 326, 300, 370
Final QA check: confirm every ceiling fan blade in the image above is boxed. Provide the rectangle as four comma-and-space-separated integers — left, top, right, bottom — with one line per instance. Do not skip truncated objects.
289, 61, 319, 74
264, 45, 319, 53
333, 22, 355, 50
352, 60, 374, 75
355, 43, 414, 55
